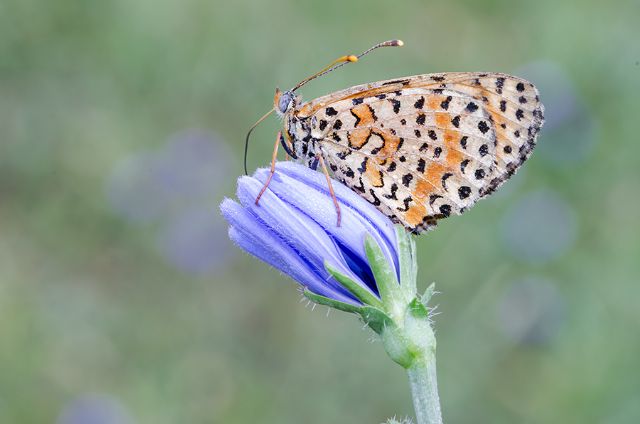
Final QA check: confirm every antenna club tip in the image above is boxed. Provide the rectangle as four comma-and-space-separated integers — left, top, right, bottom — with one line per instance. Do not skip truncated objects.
347, 55, 358, 62
394, 39, 404, 47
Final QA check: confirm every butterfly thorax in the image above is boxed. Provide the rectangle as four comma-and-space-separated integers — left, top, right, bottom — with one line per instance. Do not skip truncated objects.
284, 110, 319, 168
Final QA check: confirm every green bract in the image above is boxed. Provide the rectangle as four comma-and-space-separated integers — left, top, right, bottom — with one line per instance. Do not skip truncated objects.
304, 225, 437, 370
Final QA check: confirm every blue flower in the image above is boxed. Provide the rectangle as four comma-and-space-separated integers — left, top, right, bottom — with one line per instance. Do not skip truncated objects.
220, 162, 400, 306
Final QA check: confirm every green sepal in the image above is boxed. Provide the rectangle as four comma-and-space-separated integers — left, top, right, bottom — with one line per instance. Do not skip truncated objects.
404, 297, 436, 360
324, 261, 383, 308
302, 288, 363, 314
379, 319, 415, 368
407, 297, 429, 319
364, 234, 403, 318
359, 305, 393, 335
395, 225, 417, 296
421, 283, 436, 307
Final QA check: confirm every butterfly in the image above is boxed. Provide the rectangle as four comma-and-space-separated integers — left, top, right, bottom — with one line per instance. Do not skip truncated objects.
246, 40, 544, 234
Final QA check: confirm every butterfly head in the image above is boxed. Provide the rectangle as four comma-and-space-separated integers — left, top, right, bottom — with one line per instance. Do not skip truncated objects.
274, 88, 298, 117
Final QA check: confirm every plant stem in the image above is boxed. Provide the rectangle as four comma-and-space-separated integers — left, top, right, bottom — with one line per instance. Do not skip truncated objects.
407, 358, 443, 424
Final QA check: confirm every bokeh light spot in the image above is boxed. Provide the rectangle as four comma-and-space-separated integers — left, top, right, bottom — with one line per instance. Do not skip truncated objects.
501, 189, 577, 263
57, 394, 134, 424
496, 277, 565, 346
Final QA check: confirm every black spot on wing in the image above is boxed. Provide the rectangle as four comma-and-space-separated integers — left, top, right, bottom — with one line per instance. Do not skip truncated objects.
350, 109, 361, 127
441, 172, 453, 190
389, 99, 401, 114
458, 186, 471, 199
369, 189, 381, 206
466, 102, 478, 113
383, 183, 398, 200
440, 96, 452, 110
429, 194, 442, 205
383, 78, 410, 86
357, 158, 368, 173
477, 121, 490, 134
479, 144, 489, 157
460, 159, 470, 174
439, 204, 451, 217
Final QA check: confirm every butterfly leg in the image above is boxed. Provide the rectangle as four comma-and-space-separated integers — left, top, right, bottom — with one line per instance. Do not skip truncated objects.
316, 153, 341, 227
255, 131, 281, 206
279, 132, 297, 160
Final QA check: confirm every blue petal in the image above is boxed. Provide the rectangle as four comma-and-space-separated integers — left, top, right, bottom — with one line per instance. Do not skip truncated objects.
258, 163, 399, 279
250, 169, 377, 291
235, 176, 378, 299
221, 198, 360, 304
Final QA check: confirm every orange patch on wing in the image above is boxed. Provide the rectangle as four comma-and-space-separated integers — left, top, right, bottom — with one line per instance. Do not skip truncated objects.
427, 95, 442, 110
347, 128, 371, 149
435, 112, 450, 128
412, 178, 436, 200
351, 103, 376, 127
365, 161, 384, 187
425, 162, 446, 187
379, 130, 401, 159
443, 129, 463, 166
405, 203, 427, 227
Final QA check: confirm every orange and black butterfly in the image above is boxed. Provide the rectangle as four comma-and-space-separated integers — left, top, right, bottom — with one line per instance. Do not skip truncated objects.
247, 40, 544, 234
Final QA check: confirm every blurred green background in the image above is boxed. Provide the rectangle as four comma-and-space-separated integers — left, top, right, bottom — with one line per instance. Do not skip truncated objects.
1, 0, 639, 423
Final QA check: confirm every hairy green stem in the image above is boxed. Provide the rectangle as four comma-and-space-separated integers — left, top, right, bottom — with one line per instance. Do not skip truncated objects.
407, 358, 442, 424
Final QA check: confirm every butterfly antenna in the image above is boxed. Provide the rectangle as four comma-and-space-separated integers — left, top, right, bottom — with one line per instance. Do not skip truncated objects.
244, 107, 275, 175
291, 39, 403, 92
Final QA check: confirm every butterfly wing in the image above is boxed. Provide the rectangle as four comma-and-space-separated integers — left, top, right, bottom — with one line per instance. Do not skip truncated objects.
299, 72, 544, 233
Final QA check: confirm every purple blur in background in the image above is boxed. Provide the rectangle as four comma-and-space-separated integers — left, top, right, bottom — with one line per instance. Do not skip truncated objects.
106, 130, 233, 275
57, 394, 133, 424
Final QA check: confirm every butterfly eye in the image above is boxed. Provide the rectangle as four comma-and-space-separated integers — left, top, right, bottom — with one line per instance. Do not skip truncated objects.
278, 91, 293, 114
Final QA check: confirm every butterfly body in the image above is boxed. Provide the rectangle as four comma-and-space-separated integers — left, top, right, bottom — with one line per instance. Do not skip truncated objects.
276, 71, 544, 234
